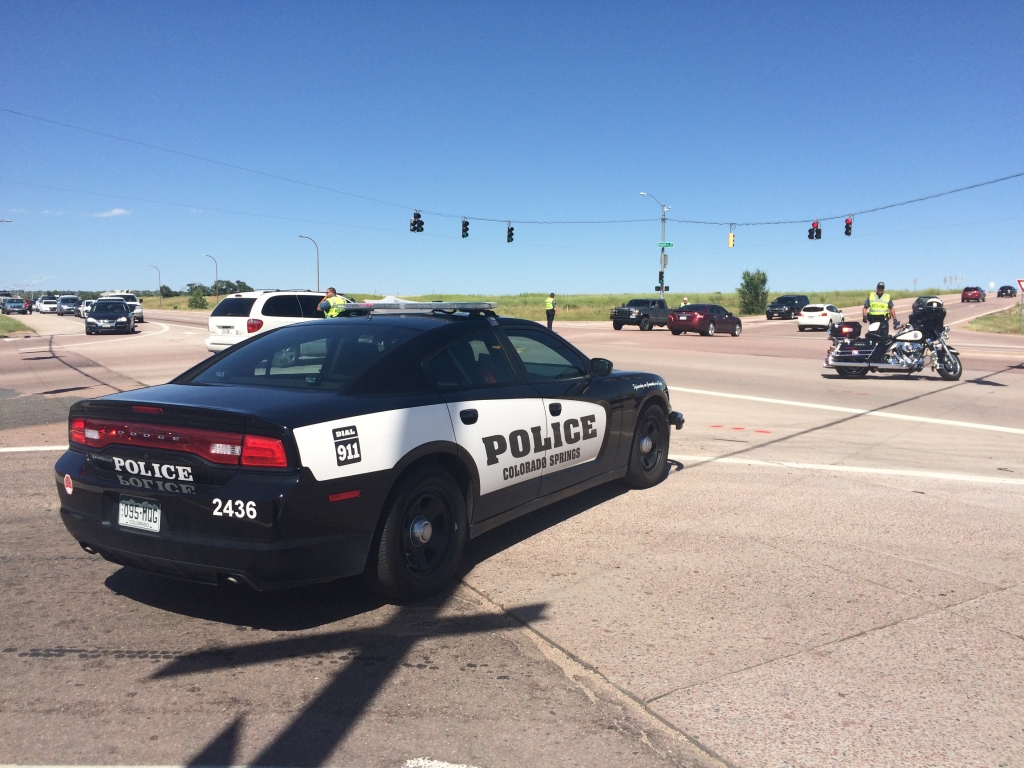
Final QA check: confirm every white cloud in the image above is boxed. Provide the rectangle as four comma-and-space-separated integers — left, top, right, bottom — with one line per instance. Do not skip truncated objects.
10, 207, 29, 213
90, 208, 131, 218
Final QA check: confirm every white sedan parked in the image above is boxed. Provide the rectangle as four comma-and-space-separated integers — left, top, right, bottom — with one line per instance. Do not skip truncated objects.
797, 304, 844, 331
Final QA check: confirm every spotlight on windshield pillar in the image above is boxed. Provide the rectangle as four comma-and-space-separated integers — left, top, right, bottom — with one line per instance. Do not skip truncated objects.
462, 218, 469, 238
410, 211, 423, 233
506, 225, 514, 243
845, 217, 853, 236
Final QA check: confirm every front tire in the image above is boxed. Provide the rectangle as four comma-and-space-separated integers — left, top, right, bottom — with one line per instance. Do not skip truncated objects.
732, 322, 742, 337
937, 351, 963, 381
624, 404, 669, 489
365, 465, 467, 602
612, 321, 623, 331
638, 316, 652, 331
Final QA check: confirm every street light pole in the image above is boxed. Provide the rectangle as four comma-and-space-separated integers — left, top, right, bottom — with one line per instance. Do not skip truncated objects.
298, 235, 320, 292
149, 265, 162, 308
203, 254, 218, 305
640, 192, 671, 300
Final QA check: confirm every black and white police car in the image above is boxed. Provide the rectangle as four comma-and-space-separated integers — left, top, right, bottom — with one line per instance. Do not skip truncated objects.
55, 302, 683, 601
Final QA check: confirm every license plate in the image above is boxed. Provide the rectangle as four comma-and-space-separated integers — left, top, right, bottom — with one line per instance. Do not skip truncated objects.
679, 314, 689, 320
118, 496, 161, 532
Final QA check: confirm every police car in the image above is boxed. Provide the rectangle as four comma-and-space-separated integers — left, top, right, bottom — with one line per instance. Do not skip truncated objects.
55, 302, 684, 601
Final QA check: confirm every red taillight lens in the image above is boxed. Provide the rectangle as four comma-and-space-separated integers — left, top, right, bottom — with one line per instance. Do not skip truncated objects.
247, 318, 264, 333
70, 418, 86, 445
241, 435, 287, 467
820, 312, 828, 316
132, 405, 163, 415
693, 312, 702, 319
72, 418, 243, 464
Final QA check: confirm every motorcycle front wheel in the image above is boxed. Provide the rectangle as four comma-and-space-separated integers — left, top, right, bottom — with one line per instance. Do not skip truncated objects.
937, 352, 962, 381
836, 366, 869, 378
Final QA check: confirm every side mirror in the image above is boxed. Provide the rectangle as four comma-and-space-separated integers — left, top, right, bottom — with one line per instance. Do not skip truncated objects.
590, 358, 613, 377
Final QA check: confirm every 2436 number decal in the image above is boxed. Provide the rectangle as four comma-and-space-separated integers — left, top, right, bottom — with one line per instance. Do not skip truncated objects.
213, 498, 257, 519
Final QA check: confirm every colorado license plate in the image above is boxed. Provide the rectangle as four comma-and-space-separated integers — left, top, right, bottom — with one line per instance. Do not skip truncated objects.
118, 496, 161, 532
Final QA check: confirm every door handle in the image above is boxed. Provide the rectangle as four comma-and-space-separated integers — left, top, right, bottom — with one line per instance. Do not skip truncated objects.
548, 403, 562, 416
460, 409, 478, 425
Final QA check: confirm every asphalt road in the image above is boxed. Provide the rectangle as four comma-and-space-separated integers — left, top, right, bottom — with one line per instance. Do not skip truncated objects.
1, 294, 1022, 767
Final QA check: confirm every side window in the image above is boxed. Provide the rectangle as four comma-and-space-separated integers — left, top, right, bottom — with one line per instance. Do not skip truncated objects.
261, 295, 302, 317
427, 331, 517, 389
504, 329, 587, 382
297, 294, 325, 318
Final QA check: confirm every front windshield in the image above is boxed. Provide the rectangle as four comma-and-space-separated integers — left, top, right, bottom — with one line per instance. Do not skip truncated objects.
93, 302, 128, 313
186, 322, 423, 391
626, 300, 649, 307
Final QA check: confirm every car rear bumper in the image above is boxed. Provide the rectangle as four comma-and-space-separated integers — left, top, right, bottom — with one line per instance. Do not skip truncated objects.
667, 320, 702, 331
205, 335, 242, 353
797, 317, 832, 327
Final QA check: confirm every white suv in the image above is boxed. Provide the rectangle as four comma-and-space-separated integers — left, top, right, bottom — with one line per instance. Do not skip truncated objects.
205, 291, 332, 353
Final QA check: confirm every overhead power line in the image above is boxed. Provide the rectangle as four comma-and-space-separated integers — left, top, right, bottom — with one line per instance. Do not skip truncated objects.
3, 107, 1022, 227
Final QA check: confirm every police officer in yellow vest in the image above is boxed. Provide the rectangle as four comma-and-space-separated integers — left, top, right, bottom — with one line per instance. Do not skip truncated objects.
318, 287, 347, 318
862, 281, 897, 335
545, 293, 556, 330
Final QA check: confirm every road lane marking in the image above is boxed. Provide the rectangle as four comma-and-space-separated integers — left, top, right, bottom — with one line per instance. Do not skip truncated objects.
0, 446, 65, 453
17, 323, 171, 352
668, 386, 1024, 435
670, 454, 1024, 485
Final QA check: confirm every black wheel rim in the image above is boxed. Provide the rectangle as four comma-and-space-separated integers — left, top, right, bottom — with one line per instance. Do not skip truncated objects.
400, 486, 454, 579
637, 413, 665, 474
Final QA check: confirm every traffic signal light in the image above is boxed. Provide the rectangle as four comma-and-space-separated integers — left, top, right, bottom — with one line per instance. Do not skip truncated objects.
410, 211, 423, 233
728, 232, 735, 248
808, 220, 821, 240
506, 225, 514, 243
462, 218, 469, 238
658, 270, 664, 285
845, 217, 852, 236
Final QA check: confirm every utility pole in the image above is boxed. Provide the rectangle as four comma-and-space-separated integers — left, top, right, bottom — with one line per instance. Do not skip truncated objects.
298, 236, 320, 292
640, 192, 671, 300
149, 265, 162, 308
203, 254, 219, 305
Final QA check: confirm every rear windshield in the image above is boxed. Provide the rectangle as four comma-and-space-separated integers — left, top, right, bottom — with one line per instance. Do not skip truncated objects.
185, 322, 424, 391
211, 298, 258, 317
803, 305, 823, 312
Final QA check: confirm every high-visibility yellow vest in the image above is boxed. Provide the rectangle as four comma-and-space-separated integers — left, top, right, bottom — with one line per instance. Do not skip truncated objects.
545, 297, 555, 310
868, 292, 891, 317
325, 295, 346, 318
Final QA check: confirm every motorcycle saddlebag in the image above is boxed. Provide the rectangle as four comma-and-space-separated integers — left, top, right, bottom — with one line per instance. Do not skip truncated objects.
831, 338, 876, 364
829, 321, 862, 339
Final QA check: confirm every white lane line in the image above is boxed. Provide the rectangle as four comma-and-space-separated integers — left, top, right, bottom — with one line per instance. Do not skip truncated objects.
404, 760, 483, 768
17, 323, 171, 352
669, 386, 1024, 435
950, 305, 1017, 325
670, 454, 1024, 486
0, 445, 65, 453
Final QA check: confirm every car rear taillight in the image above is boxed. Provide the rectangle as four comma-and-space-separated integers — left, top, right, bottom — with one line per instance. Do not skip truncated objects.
821, 312, 828, 316
241, 435, 288, 467
692, 312, 702, 319
247, 318, 264, 333
132, 405, 163, 415
71, 418, 245, 465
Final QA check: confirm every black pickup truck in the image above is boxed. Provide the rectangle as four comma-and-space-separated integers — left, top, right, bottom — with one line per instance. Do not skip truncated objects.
610, 298, 671, 331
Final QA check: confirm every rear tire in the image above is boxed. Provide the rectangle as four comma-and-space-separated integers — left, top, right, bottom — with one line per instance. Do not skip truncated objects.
836, 366, 868, 378
624, 404, 669, 489
702, 321, 715, 337
670, 328, 682, 336
364, 466, 467, 602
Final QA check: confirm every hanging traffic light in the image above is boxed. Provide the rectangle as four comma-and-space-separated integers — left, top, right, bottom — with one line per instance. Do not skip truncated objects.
506, 224, 514, 243
658, 270, 664, 286
410, 211, 423, 233
845, 217, 852, 236
728, 232, 735, 248
808, 220, 821, 240
462, 218, 469, 238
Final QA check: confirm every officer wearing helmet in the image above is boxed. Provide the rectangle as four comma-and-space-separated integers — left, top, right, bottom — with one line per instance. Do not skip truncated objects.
863, 282, 897, 335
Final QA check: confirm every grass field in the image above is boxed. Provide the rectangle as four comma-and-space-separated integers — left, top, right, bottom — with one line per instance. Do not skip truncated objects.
0, 315, 32, 337
964, 305, 1024, 335
142, 288, 943, 322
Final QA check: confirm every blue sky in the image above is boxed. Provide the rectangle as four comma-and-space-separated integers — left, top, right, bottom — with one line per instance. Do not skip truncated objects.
2, 1, 1022, 296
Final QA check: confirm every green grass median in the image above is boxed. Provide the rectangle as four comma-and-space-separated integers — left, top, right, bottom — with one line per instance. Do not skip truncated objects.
964, 305, 1024, 335
0, 315, 32, 337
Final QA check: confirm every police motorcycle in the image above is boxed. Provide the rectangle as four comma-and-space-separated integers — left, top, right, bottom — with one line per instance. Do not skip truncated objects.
823, 300, 961, 380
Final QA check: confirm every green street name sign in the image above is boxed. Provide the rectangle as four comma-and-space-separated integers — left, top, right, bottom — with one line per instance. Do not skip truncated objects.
657, 242, 674, 248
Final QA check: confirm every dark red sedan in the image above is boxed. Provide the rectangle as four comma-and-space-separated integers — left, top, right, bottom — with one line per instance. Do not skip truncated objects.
961, 286, 986, 302
667, 304, 742, 337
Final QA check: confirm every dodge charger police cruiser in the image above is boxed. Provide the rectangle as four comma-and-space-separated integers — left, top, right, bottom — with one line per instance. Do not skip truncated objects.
55, 302, 683, 601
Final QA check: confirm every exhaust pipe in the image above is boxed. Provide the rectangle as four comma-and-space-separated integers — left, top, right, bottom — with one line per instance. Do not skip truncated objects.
825, 360, 914, 371
79, 542, 97, 555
